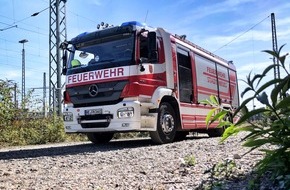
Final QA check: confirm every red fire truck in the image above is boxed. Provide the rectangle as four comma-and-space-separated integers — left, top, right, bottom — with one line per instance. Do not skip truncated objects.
61, 21, 239, 144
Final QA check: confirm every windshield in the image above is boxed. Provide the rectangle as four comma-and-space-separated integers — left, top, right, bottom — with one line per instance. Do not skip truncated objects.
68, 35, 134, 70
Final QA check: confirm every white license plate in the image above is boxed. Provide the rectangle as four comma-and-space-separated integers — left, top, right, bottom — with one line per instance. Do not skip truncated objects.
85, 108, 102, 115
63, 112, 73, 121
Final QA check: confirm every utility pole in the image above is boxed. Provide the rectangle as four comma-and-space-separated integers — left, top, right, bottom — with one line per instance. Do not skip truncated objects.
49, 0, 67, 115
19, 39, 28, 108
43, 72, 47, 117
14, 83, 17, 108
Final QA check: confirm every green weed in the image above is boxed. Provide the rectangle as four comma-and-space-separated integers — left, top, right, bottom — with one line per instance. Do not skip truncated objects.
203, 45, 290, 189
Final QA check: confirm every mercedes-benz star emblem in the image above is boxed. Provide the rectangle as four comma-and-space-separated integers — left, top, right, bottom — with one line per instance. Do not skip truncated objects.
88, 84, 99, 97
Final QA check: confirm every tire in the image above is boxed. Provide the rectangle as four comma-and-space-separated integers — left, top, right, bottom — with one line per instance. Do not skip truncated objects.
207, 127, 225, 137
174, 131, 189, 142
207, 113, 233, 137
150, 102, 177, 144
87, 132, 114, 144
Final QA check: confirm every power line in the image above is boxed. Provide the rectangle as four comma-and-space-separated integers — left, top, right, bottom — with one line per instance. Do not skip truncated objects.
0, 54, 48, 68
213, 15, 270, 53
0, 52, 49, 72
0, 20, 48, 36
0, 37, 49, 52
0, 61, 47, 72
68, 10, 99, 25
0, 7, 49, 32
0, 47, 49, 59
0, 25, 17, 31
16, 25, 48, 36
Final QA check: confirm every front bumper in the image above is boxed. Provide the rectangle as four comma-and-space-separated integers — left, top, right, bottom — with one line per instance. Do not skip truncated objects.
63, 100, 155, 133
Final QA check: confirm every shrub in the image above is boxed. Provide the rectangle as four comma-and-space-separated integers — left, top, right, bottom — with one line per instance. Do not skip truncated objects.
203, 45, 290, 189
0, 79, 88, 146
0, 116, 65, 146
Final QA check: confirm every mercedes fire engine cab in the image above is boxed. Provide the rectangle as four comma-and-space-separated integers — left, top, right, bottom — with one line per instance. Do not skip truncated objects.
61, 21, 239, 144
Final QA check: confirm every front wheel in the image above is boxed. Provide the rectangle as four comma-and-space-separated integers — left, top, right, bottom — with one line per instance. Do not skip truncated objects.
207, 113, 233, 137
207, 127, 225, 137
87, 132, 114, 144
150, 102, 177, 144
174, 131, 189, 142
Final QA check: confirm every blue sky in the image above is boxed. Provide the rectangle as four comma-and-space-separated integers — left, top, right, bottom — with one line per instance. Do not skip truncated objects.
0, 0, 290, 108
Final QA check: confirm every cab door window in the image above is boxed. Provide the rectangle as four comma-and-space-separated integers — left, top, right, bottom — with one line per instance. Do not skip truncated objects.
139, 34, 149, 59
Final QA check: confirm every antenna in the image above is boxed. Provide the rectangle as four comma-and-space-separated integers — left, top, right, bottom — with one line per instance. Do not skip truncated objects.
144, 10, 149, 23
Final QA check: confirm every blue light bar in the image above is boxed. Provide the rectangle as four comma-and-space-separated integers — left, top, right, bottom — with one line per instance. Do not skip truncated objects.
76, 32, 88, 38
121, 21, 145, 27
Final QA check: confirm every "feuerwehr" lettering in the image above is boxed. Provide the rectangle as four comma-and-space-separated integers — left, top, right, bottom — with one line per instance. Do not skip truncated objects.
67, 67, 124, 84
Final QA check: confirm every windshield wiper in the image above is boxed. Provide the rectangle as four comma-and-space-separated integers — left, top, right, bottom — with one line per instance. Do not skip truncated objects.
88, 58, 115, 66
100, 58, 115, 62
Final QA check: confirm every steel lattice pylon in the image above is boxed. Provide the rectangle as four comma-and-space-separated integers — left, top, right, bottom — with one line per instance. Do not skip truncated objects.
271, 13, 280, 84
49, 0, 67, 115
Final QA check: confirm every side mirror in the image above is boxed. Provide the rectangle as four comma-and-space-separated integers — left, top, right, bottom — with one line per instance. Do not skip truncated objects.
60, 41, 69, 75
148, 32, 158, 62
138, 58, 146, 72
62, 50, 68, 75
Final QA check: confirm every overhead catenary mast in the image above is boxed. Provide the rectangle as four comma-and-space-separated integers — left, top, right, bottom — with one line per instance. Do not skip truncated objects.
49, 0, 67, 115
271, 13, 280, 85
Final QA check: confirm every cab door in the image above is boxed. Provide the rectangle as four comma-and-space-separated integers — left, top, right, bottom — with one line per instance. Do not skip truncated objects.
177, 47, 193, 103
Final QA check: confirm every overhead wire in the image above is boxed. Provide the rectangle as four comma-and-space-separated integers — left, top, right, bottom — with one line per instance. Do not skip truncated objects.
68, 10, 99, 25
0, 40, 49, 59
0, 2, 157, 74
0, 37, 49, 52
0, 53, 48, 72
0, 4, 50, 73
0, 2, 58, 92
213, 14, 271, 53
0, 5, 100, 67
0, 7, 49, 31
0, 22, 49, 36
0, 7, 49, 36
0, 61, 47, 72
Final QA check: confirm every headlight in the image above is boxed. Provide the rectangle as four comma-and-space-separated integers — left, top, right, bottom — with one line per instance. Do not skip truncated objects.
117, 107, 134, 118
63, 112, 73, 121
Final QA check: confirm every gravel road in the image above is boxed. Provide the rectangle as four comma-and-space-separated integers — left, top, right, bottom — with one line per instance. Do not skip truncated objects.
0, 133, 277, 190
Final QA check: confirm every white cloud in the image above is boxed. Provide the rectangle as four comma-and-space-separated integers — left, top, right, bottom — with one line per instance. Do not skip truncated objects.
181, 0, 256, 23
277, 17, 290, 26
90, 0, 102, 6
2, 70, 21, 79
277, 28, 290, 42
238, 61, 270, 73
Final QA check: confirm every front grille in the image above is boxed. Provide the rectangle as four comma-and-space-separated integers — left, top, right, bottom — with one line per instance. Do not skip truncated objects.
67, 80, 128, 107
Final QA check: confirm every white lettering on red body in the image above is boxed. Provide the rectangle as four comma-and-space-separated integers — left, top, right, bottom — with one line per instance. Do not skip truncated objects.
104, 70, 109, 78
67, 67, 125, 85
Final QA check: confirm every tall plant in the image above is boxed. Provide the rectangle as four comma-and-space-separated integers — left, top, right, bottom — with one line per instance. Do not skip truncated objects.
203, 45, 290, 189
0, 79, 19, 127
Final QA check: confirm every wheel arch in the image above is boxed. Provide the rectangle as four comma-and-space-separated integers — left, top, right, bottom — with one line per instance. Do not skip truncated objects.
160, 95, 182, 130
